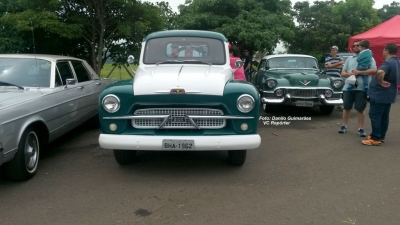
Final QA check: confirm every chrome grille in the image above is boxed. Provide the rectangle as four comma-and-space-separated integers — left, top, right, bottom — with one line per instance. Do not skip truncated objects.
132, 108, 226, 129
284, 89, 327, 98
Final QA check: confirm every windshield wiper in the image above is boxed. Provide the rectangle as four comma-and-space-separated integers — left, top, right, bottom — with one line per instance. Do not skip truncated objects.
156, 60, 184, 66
182, 60, 212, 66
0, 81, 24, 89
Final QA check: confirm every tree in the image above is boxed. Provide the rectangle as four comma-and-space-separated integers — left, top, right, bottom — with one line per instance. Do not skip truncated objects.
0, 0, 172, 75
287, 0, 381, 59
176, 0, 295, 55
377, 1, 400, 22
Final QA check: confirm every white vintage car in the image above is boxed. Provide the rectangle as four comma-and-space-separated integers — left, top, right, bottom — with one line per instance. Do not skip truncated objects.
0, 54, 116, 181
98, 30, 262, 166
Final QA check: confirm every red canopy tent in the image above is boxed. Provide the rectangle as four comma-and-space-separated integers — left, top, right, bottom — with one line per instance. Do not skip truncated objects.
348, 15, 400, 91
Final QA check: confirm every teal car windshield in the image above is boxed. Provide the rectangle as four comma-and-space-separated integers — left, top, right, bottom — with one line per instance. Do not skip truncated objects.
266, 57, 319, 70
0, 58, 52, 87
143, 37, 226, 65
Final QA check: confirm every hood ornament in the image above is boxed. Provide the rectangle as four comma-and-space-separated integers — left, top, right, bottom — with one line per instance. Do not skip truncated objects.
300, 80, 311, 85
170, 88, 186, 94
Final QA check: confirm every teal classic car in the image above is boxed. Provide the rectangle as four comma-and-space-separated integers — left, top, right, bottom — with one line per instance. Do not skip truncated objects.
252, 54, 344, 115
98, 30, 261, 166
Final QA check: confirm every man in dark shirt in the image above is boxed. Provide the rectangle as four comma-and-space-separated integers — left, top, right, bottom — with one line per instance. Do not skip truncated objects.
242, 49, 252, 81
362, 43, 400, 146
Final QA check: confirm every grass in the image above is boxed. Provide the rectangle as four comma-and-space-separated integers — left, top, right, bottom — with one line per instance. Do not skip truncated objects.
100, 63, 138, 80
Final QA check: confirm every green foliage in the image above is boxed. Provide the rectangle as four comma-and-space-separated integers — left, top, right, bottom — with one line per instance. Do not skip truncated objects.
377, 1, 400, 22
1, 0, 398, 70
288, 0, 381, 56
0, 0, 171, 75
176, 0, 295, 55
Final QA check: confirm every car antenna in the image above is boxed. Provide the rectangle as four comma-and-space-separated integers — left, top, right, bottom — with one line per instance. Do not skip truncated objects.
31, 20, 42, 94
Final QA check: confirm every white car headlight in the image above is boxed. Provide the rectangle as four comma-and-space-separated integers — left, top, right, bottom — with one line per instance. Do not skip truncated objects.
325, 90, 333, 97
267, 79, 277, 88
333, 80, 342, 88
102, 94, 120, 113
237, 94, 255, 113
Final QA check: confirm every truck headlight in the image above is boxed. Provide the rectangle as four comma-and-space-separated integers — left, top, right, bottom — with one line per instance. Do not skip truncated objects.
102, 94, 120, 113
237, 94, 255, 113
333, 80, 343, 88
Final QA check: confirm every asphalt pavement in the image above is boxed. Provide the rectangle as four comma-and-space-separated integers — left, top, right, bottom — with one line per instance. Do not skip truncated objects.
1, 99, 400, 225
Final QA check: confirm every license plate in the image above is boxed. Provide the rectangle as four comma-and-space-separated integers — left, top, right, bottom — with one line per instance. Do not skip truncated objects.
162, 139, 194, 150
295, 101, 314, 107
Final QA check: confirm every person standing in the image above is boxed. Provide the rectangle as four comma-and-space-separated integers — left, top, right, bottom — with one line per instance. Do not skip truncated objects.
229, 45, 246, 81
325, 46, 345, 110
242, 49, 252, 81
338, 40, 377, 136
325, 46, 344, 77
362, 43, 400, 146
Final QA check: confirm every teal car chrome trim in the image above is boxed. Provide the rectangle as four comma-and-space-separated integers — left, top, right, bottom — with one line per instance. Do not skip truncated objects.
262, 94, 343, 105
262, 87, 338, 90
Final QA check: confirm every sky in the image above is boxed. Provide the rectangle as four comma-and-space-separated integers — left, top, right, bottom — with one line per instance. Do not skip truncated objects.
143, 0, 397, 52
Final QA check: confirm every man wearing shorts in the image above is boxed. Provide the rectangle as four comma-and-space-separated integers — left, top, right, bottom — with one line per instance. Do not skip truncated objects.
338, 40, 377, 136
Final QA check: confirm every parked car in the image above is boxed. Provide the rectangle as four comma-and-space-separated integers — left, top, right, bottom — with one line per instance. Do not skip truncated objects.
0, 54, 116, 181
252, 54, 344, 115
98, 30, 261, 166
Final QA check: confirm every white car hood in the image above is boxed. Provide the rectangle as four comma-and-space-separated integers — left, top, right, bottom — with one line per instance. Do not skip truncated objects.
133, 65, 232, 96
0, 89, 42, 110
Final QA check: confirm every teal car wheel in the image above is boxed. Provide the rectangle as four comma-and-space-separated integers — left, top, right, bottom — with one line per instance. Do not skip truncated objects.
319, 105, 335, 115
263, 104, 276, 114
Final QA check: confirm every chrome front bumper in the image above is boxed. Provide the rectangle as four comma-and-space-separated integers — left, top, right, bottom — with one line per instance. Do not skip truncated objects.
262, 94, 343, 105
99, 134, 261, 151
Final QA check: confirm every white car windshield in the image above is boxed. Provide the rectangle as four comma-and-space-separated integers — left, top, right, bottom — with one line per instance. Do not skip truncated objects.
143, 37, 226, 65
0, 58, 52, 88
266, 57, 319, 70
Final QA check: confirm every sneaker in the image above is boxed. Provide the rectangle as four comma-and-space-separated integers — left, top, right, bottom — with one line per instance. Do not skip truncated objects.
358, 128, 367, 137
338, 126, 347, 133
362, 139, 381, 146
367, 135, 384, 143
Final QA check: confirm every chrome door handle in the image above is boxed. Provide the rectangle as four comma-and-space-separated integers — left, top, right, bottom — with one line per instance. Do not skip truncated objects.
77, 86, 84, 89
95, 82, 101, 85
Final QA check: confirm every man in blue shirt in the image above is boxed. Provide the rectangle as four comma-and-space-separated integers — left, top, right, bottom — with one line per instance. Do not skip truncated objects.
339, 40, 377, 136
362, 43, 400, 146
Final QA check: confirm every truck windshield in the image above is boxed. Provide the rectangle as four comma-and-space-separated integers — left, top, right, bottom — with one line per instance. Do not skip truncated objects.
143, 37, 226, 65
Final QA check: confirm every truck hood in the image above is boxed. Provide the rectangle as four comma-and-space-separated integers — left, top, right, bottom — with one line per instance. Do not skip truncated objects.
0, 89, 42, 109
133, 65, 232, 96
